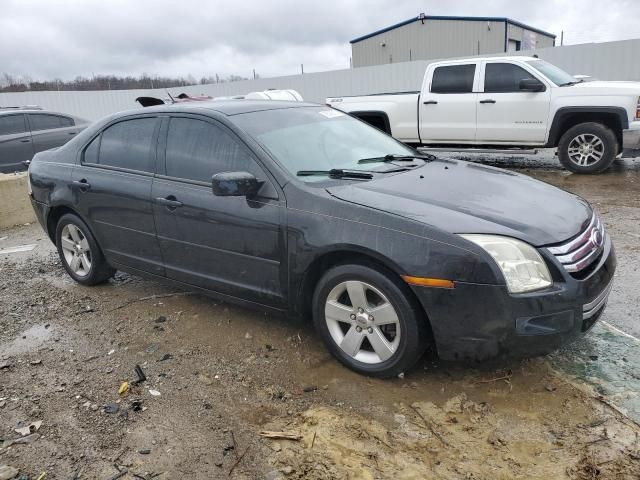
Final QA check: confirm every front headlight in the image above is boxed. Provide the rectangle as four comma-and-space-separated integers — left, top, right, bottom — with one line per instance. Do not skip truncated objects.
460, 235, 552, 293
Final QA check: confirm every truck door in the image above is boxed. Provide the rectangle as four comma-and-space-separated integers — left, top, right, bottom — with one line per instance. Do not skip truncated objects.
419, 63, 478, 142
476, 61, 551, 143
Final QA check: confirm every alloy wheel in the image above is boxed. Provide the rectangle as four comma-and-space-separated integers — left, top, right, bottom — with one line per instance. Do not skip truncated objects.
60, 224, 92, 277
324, 280, 401, 364
567, 134, 605, 167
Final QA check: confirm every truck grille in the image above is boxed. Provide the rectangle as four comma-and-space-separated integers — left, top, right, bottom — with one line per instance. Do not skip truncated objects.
547, 214, 605, 274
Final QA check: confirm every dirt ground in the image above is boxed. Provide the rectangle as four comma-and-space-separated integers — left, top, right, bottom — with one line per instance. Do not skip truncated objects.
1, 156, 640, 479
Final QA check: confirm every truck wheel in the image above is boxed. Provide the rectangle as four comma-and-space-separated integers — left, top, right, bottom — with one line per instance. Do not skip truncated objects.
312, 263, 429, 377
558, 122, 618, 173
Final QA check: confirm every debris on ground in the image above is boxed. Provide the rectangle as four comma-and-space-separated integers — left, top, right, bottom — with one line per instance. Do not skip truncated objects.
258, 431, 302, 441
118, 381, 129, 395
0, 244, 36, 255
14, 421, 42, 437
133, 364, 146, 384
0, 465, 19, 480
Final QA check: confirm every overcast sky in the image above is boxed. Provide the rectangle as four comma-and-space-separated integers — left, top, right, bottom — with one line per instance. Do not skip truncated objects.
1, 0, 639, 81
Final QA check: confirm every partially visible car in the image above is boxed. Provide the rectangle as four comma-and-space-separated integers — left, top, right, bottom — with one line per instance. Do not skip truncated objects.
0, 107, 89, 173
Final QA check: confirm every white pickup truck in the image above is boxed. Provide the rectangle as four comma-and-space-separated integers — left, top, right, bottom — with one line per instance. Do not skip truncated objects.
327, 56, 640, 173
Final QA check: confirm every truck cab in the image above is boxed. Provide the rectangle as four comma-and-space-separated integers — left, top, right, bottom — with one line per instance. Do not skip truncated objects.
328, 56, 640, 173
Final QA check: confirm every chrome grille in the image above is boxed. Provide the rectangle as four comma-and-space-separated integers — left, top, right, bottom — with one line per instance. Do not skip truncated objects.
547, 214, 605, 273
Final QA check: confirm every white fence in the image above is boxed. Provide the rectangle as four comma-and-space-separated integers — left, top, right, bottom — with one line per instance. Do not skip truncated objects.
2, 38, 639, 121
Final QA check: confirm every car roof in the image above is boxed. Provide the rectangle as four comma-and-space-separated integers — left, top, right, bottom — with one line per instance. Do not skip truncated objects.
0, 108, 42, 115
0, 108, 72, 116
434, 55, 538, 64
135, 100, 321, 116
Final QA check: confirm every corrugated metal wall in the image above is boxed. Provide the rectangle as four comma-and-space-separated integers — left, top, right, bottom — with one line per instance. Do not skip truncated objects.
351, 19, 507, 67
1, 39, 639, 122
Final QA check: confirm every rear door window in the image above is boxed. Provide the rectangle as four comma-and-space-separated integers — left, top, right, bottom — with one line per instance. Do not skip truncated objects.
484, 63, 538, 93
29, 114, 74, 131
431, 64, 476, 93
165, 117, 261, 183
0, 114, 27, 135
90, 117, 158, 172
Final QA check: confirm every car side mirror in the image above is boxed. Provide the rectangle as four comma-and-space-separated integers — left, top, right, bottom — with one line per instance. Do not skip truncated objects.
211, 171, 263, 197
519, 78, 545, 92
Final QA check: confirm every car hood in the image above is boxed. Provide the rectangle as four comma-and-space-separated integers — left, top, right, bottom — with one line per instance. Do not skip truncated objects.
569, 80, 640, 94
326, 160, 592, 247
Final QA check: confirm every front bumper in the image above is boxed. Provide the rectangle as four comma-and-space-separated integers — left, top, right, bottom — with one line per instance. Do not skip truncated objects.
412, 234, 616, 362
622, 122, 640, 152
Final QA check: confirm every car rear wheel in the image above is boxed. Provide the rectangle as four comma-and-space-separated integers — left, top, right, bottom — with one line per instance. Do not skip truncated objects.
558, 122, 618, 173
312, 263, 429, 377
55, 213, 115, 285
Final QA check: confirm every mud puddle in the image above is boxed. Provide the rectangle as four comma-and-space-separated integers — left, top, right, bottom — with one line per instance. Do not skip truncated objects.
1, 323, 53, 357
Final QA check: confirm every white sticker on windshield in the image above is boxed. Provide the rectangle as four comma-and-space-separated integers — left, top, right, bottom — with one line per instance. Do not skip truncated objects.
319, 109, 345, 118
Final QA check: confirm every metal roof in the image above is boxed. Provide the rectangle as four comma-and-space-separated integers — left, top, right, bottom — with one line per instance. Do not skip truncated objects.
350, 15, 557, 44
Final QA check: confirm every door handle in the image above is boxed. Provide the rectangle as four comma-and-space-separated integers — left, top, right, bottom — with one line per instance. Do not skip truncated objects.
68, 132, 77, 135
72, 179, 91, 191
20, 139, 31, 143
423, 100, 438, 105
479, 99, 496, 104
155, 196, 183, 209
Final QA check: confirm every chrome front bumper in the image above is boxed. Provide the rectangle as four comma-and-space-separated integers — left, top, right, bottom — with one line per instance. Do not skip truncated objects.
583, 279, 613, 321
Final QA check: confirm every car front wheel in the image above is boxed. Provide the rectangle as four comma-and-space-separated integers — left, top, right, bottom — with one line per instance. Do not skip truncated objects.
312, 263, 429, 377
55, 213, 115, 285
558, 122, 618, 173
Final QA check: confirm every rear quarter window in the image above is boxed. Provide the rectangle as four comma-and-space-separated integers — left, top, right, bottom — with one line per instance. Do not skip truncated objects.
29, 114, 74, 131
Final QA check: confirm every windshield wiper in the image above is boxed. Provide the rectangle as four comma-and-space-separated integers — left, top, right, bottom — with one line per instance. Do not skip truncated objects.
296, 169, 374, 179
357, 153, 435, 164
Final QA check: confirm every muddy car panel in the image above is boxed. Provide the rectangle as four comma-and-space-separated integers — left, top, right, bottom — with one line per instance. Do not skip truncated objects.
28, 101, 615, 362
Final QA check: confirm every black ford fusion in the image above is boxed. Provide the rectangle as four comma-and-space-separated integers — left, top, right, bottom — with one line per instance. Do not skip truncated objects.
28, 101, 616, 377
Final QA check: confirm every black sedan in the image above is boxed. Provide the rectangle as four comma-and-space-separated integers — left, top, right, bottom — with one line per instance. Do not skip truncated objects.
28, 101, 616, 377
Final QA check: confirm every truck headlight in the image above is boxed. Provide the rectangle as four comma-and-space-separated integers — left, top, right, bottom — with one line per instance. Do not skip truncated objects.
460, 235, 552, 293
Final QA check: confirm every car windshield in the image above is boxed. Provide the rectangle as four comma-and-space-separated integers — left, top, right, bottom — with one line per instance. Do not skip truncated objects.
232, 106, 416, 182
525, 59, 577, 86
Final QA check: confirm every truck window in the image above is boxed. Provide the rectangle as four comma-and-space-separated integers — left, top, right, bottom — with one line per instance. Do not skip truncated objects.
484, 63, 537, 93
431, 65, 475, 94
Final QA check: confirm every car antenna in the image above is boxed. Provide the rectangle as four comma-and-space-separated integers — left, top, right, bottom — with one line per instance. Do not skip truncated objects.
166, 91, 176, 103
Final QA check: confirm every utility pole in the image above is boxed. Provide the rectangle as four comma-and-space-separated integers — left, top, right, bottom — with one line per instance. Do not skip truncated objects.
253, 69, 256, 80
560, 30, 564, 46
301, 64, 304, 75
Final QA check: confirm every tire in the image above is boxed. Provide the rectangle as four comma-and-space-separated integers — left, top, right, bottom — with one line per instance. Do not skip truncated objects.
557, 122, 618, 173
55, 213, 115, 285
312, 263, 429, 377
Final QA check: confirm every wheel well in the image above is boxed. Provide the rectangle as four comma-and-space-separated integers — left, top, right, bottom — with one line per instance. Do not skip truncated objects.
553, 112, 623, 149
297, 250, 434, 340
46, 205, 79, 242
350, 111, 391, 135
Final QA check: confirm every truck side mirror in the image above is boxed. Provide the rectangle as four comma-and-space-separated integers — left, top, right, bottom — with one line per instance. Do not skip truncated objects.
519, 78, 546, 92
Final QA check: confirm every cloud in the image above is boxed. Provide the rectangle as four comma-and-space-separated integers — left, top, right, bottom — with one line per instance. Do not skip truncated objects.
1, 0, 638, 81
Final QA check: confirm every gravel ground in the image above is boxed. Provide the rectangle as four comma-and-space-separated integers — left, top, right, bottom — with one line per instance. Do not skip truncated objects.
1, 155, 640, 479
